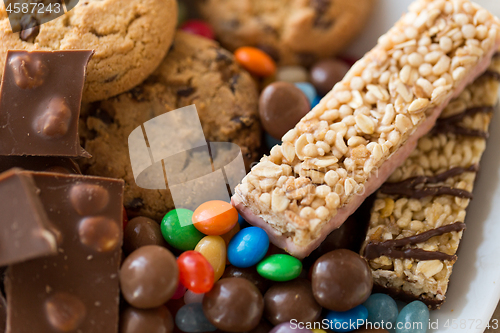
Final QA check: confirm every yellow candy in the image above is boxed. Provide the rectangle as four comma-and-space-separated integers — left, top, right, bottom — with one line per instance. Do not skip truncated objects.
312, 330, 327, 333
195, 235, 226, 281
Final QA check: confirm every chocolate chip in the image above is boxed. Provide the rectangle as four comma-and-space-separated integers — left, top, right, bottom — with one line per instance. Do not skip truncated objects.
78, 216, 121, 252
88, 107, 114, 125
225, 19, 240, 29
35, 98, 72, 138
311, 0, 331, 13
70, 183, 110, 216
177, 87, 195, 97
9, 53, 48, 89
231, 115, 254, 129
256, 45, 280, 63
104, 74, 118, 83
45, 293, 87, 332
129, 87, 146, 102
230, 74, 239, 93
127, 198, 144, 211
215, 49, 233, 63
19, 15, 40, 43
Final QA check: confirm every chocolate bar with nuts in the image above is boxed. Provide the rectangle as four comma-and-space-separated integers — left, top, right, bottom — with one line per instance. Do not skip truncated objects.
361, 56, 500, 309
6, 172, 124, 333
0, 156, 80, 174
0, 168, 57, 267
233, 0, 500, 258
0, 50, 93, 157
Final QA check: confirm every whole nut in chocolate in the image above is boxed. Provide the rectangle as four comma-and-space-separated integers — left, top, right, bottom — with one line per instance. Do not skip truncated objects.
8, 52, 48, 89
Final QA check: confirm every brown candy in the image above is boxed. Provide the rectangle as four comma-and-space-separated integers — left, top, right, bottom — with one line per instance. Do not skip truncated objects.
8, 53, 48, 89
259, 82, 310, 139
221, 265, 270, 295
203, 277, 264, 332
120, 245, 179, 309
45, 292, 87, 332
123, 217, 167, 254
263, 279, 321, 325
310, 59, 350, 96
311, 249, 373, 312
120, 306, 174, 333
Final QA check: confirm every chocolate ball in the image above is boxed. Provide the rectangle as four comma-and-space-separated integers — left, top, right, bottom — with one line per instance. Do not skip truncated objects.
123, 217, 167, 254
311, 249, 372, 312
259, 82, 310, 140
203, 277, 264, 332
221, 265, 270, 295
120, 245, 179, 309
263, 279, 321, 325
120, 305, 174, 333
310, 59, 350, 96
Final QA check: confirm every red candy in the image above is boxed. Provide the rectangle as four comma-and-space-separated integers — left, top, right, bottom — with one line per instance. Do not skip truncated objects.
171, 282, 187, 300
180, 20, 215, 40
177, 251, 214, 294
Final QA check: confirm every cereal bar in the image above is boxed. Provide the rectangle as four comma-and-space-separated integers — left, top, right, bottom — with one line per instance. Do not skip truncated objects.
233, 0, 500, 258
361, 55, 500, 309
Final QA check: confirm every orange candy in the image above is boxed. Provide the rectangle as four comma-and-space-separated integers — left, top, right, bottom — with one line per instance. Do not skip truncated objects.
192, 200, 238, 236
234, 47, 277, 77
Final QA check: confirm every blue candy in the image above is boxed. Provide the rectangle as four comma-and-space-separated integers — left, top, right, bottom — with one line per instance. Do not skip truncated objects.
237, 214, 249, 228
395, 301, 429, 333
175, 303, 216, 332
311, 95, 321, 108
363, 293, 398, 329
325, 305, 368, 333
265, 132, 282, 149
294, 82, 317, 105
227, 227, 269, 268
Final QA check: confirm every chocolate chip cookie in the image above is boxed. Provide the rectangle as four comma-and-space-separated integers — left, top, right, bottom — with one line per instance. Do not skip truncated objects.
79, 31, 261, 221
0, 0, 177, 102
197, 0, 374, 66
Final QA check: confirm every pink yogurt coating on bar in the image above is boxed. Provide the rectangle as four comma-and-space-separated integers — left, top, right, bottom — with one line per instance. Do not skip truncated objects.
232, 44, 499, 259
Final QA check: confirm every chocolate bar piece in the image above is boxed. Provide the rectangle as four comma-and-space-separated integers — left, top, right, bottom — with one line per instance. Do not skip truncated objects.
0, 50, 93, 157
361, 57, 500, 309
0, 156, 80, 174
6, 172, 124, 333
0, 168, 57, 267
233, 0, 500, 258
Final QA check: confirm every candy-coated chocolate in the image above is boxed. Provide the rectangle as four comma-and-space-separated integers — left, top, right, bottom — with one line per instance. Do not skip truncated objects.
312, 249, 372, 312
363, 294, 398, 328
176, 303, 217, 333
227, 227, 269, 268
221, 266, 270, 295
325, 305, 368, 333
312, 330, 327, 333
265, 133, 282, 149
180, 20, 215, 39
171, 282, 187, 300
235, 47, 277, 77
395, 301, 429, 333
161, 209, 204, 251
193, 201, 238, 236
263, 279, 321, 325
124, 216, 167, 254
310, 59, 350, 96
237, 214, 248, 228
245, 320, 273, 333
276, 66, 309, 83
120, 306, 174, 333
269, 322, 313, 333
294, 82, 317, 105
259, 82, 310, 140
178, 251, 214, 294
221, 223, 241, 248
257, 254, 302, 282
203, 278, 264, 332
120, 246, 179, 309
195, 235, 226, 281
184, 290, 205, 304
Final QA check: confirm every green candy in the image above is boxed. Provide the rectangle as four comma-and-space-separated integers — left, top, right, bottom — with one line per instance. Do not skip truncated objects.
161, 209, 204, 251
256, 254, 302, 282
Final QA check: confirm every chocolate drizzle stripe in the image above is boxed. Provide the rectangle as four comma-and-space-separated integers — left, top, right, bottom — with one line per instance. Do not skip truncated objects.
380, 165, 478, 199
438, 106, 494, 124
480, 70, 500, 82
364, 222, 466, 261
432, 105, 494, 138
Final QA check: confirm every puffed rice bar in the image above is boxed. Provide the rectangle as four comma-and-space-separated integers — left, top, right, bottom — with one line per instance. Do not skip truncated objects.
233, 0, 500, 258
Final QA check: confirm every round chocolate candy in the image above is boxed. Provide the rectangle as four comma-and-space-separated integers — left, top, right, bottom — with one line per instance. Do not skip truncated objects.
311, 249, 373, 312
120, 305, 174, 333
221, 265, 270, 295
120, 245, 179, 309
269, 321, 312, 333
203, 277, 264, 332
310, 59, 350, 96
263, 279, 321, 325
123, 216, 167, 254
259, 81, 310, 140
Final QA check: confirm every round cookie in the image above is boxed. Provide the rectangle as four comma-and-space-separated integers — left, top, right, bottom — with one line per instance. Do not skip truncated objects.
79, 31, 261, 221
0, 0, 177, 102
197, 0, 374, 66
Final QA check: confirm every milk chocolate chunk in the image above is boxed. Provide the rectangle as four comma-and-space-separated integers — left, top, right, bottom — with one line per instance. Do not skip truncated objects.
0, 168, 57, 267
0, 50, 93, 157
6, 172, 124, 333
0, 156, 80, 174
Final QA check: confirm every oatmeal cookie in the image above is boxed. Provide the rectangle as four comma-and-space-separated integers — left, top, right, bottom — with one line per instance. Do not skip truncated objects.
197, 0, 374, 66
0, 0, 177, 102
79, 32, 261, 221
